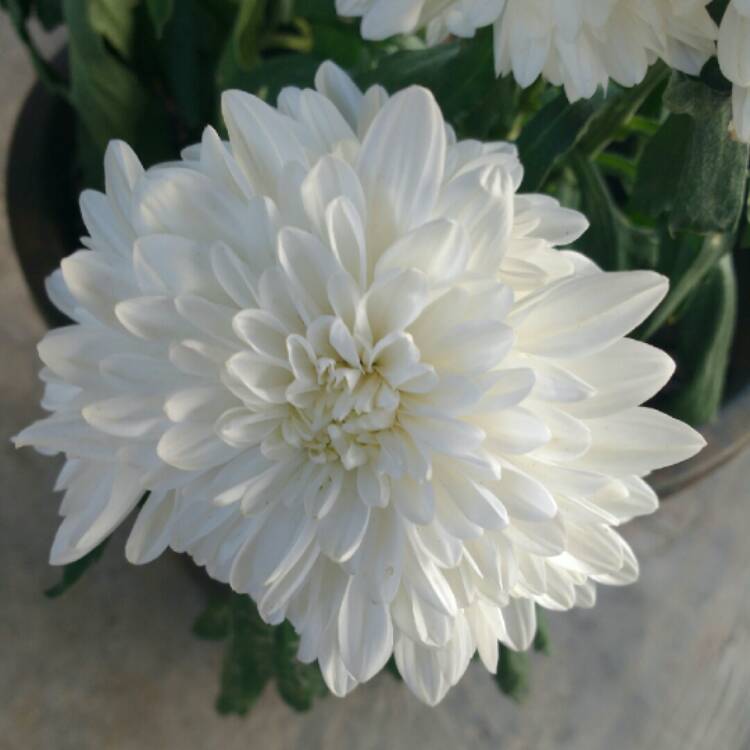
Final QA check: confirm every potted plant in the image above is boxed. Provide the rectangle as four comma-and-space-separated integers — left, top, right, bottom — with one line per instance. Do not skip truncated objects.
4, 0, 747, 715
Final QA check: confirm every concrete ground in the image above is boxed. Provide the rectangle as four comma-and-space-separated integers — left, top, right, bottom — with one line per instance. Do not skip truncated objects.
1, 14, 749, 750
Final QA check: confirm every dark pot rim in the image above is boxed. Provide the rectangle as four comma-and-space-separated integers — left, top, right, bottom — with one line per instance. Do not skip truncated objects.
6, 73, 750, 499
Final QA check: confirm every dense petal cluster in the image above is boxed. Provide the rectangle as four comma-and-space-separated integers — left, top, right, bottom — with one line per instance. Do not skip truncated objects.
15, 62, 705, 705
718, 0, 750, 141
338, 0, 718, 101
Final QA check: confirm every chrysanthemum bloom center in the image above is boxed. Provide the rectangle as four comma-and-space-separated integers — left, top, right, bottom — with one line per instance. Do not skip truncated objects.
285, 322, 418, 470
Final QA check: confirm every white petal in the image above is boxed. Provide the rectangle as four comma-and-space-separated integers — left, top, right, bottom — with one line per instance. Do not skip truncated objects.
82, 395, 165, 438
221, 90, 308, 196
577, 407, 706, 476
357, 87, 446, 247
375, 219, 470, 285
338, 577, 394, 682
563, 338, 676, 418
318, 491, 371, 562
394, 637, 450, 706
314, 61, 364, 131
499, 597, 537, 651
301, 154, 366, 235
125, 490, 176, 564
157, 422, 239, 470
513, 271, 669, 359
359, 0, 424, 39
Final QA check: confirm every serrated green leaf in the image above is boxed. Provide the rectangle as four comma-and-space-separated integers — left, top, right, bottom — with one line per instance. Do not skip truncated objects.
44, 538, 109, 598
633, 74, 749, 234
213, 594, 328, 715
273, 622, 328, 712
216, 594, 275, 715
494, 645, 529, 702
193, 594, 232, 641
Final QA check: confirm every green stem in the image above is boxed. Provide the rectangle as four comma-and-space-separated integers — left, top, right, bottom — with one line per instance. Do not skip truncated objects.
641, 232, 733, 340
578, 62, 670, 159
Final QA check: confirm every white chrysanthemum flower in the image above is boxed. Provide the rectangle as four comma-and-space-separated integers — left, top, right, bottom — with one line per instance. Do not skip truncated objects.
15, 62, 705, 705
718, 0, 750, 141
338, 0, 718, 101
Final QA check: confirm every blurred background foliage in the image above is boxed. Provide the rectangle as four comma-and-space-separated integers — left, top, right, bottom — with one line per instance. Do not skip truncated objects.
2, 0, 748, 714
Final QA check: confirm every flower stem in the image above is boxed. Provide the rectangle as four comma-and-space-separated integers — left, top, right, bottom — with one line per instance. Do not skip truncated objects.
578, 62, 670, 159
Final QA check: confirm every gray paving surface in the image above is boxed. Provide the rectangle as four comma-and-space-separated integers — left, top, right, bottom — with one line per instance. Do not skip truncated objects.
1, 15, 749, 750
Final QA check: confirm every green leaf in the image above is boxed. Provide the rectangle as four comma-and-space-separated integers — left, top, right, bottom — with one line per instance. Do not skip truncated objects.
215, 0, 274, 98
631, 113, 692, 220
231, 0, 267, 69
214, 594, 328, 715
88, 0, 140, 59
533, 608, 550, 654
63, 0, 172, 168
641, 232, 733, 340
293, 0, 338, 22
267, 0, 295, 25
158, 0, 215, 133
358, 30, 521, 141
517, 89, 604, 192
570, 151, 659, 271
145, 0, 173, 37
217, 52, 321, 104
193, 594, 232, 641
577, 62, 670, 159
494, 646, 529, 702
660, 254, 737, 425
385, 656, 402, 681
44, 539, 109, 598
595, 152, 638, 184
216, 594, 275, 715
570, 152, 624, 270
633, 74, 749, 234
708, 0, 731, 24
310, 22, 373, 71
273, 622, 328, 712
